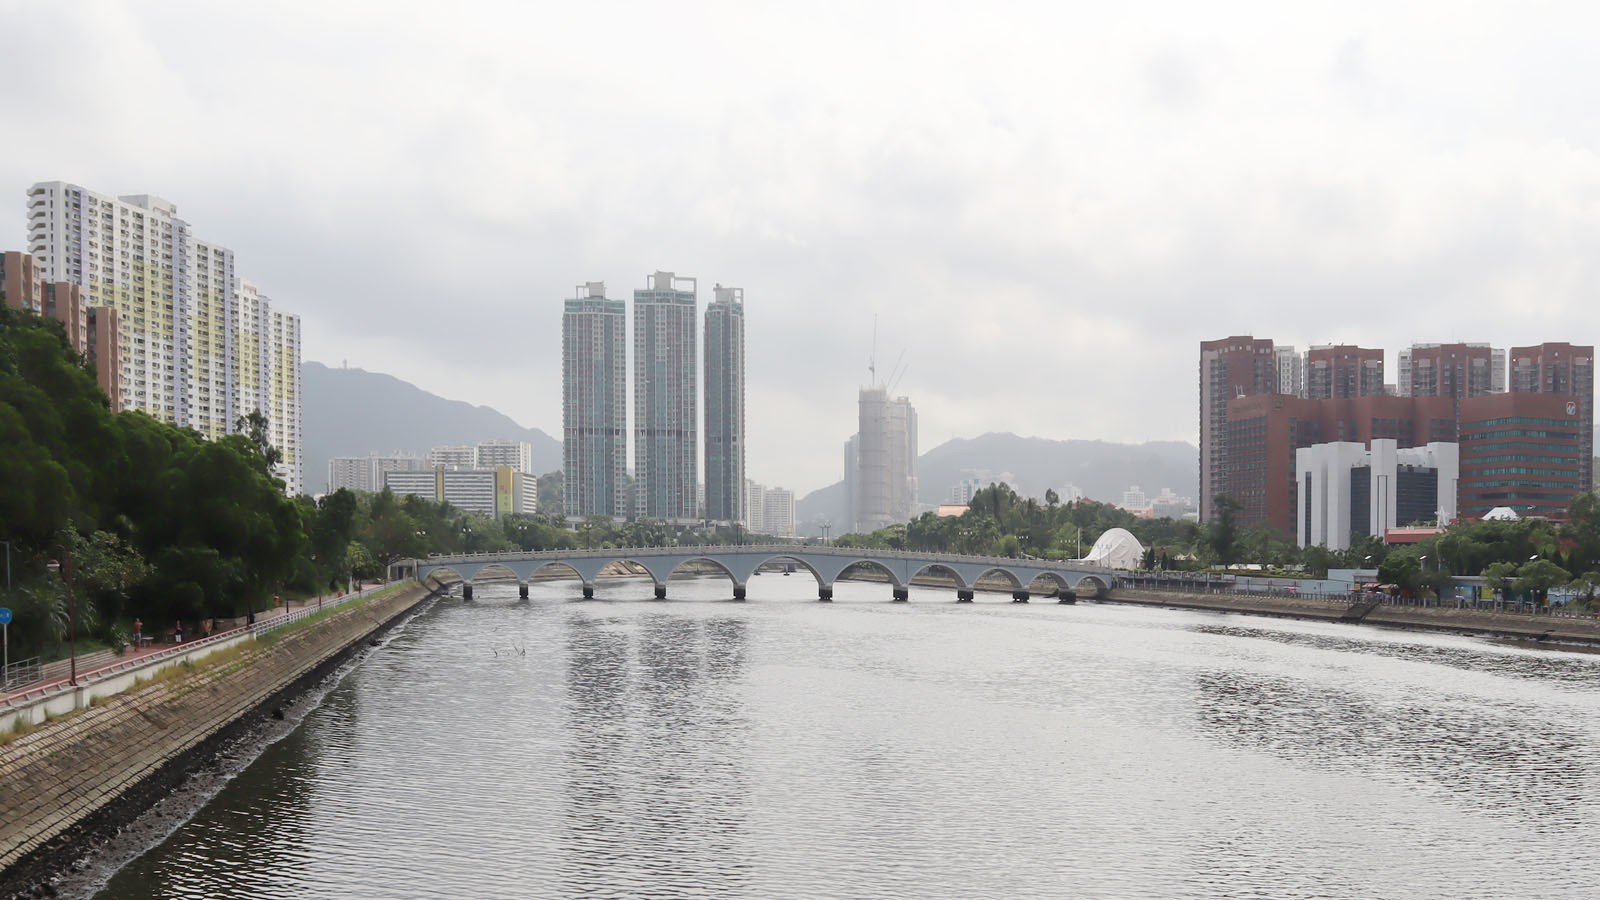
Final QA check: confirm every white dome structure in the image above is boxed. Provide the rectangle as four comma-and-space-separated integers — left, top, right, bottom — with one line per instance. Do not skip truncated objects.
1482, 506, 1520, 521
1082, 527, 1145, 570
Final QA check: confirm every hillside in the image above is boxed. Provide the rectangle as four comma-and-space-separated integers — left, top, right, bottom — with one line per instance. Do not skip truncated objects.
795, 432, 1197, 535
301, 361, 560, 493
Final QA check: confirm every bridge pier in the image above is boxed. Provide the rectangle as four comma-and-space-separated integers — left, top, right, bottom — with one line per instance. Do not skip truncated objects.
1057, 591, 1077, 604
818, 585, 833, 602
892, 587, 909, 602
518, 583, 529, 599
733, 585, 747, 601
582, 584, 595, 599
462, 584, 474, 601
654, 584, 667, 600
956, 589, 974, 602
1011, 590, 1029, 603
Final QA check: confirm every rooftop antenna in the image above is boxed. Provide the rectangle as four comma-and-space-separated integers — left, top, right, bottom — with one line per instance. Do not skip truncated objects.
869, 315, 878, 386
887, 350, 907, 394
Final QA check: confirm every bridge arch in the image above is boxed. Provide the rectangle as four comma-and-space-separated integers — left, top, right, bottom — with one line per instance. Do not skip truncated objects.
909, 563, 969, 591
753, 554, 827, 588
470, 562, 521, 584
976, 567, 1025, 590
1073, 574, 1110, 598
827, 558, 904, 589
530, 561, 585, 583
666, 556, 740, 586
1026, 571, 1071, 595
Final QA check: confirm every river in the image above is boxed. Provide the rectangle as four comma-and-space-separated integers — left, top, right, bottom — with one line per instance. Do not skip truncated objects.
89, 574, 1600, 899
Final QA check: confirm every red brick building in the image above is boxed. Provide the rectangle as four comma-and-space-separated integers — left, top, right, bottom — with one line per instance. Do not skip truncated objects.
1223, 394, 1456, 534
1458, 392, 1585, 519
1509, 342, 1594, 492
1199, 336, 1278, 522
1306, 344, 1384, 400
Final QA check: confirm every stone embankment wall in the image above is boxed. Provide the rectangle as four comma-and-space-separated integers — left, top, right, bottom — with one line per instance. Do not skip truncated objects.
1108, 589, 1600, 644
0, 580, 442, 890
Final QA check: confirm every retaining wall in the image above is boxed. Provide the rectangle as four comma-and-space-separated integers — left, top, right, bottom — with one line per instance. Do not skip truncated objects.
1107, 589, 1600, 644
0, 579, 442, 891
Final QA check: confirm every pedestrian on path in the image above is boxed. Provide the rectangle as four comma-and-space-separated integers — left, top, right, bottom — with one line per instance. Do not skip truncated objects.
175, 619, 184, 643
132, 618, 142, 646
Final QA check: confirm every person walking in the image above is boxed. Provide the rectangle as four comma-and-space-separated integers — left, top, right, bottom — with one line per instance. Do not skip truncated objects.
132, 617, 142, 647
174, 619, 184, 644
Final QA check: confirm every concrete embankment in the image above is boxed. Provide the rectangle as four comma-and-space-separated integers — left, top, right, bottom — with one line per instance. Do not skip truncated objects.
0, 579, 445, 893
1106, 588, 1600, 645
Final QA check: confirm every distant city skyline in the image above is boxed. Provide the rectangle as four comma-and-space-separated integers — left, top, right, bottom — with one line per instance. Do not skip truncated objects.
8, 4, 1600, 495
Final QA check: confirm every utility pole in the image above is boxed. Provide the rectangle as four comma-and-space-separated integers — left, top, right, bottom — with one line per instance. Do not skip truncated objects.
65, 548, 76, 686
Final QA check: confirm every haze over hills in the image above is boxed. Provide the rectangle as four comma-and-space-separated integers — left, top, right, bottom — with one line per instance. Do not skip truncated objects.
302, 361, 560, 493
795, 432, 1199, 535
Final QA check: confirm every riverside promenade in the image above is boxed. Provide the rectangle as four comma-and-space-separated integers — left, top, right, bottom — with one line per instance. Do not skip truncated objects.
1108, 587, 1600, 644
0, 578, 445, 893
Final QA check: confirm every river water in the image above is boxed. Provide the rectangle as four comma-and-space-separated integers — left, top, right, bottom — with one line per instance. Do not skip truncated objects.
91, 575, 1600, 899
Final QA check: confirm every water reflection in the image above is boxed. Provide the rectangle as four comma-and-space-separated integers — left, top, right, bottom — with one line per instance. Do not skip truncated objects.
559, 612, 752, 898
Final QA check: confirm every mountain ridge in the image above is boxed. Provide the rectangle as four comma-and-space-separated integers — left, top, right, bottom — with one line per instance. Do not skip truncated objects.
301, 360, 561, 493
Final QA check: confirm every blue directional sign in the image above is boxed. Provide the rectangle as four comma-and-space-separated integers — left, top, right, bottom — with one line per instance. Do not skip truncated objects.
0, 608, 11, 625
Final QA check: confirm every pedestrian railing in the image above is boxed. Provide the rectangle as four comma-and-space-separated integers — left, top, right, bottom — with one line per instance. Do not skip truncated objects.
3, 657, 41, 692
0, 581, 407, 711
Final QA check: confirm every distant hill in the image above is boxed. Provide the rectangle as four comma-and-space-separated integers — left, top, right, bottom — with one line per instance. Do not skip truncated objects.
302, 361, 560, 493
796, 432, 1197, 535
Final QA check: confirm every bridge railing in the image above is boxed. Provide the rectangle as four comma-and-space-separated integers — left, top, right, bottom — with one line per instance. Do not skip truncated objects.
412, 544, 1120, 575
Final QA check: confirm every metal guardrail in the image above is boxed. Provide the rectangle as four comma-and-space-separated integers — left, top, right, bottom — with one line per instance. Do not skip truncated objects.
3, 657, 41, 692
0, 582, 401, 712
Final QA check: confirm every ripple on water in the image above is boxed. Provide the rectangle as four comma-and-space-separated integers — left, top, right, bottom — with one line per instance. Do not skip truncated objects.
92, 578, 1600, 900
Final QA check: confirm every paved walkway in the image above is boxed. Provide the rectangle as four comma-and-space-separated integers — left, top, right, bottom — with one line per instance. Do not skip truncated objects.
1, 584, 383, 706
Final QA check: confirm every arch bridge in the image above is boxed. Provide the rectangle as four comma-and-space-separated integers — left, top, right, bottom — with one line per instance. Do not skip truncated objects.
396, 544, 1118, 603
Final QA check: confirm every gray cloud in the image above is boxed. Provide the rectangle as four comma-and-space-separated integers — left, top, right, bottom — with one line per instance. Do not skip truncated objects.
3, 0, 1599, 494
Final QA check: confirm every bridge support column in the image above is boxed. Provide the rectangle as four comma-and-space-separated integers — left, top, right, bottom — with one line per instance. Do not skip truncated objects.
519, 583, 529, 599
733, 584, 747, 601
1011, 590, 1029, 603
1057, 591, 1077, 605
462, 584, 474, 601
582, 584, 595, 599
892, 587, 909, 602
818, 585, 833, 602
654, 584, 667, 600
956, 589, 974, 602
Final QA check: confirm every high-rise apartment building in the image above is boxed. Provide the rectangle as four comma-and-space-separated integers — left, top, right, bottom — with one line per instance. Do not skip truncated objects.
854, 387, 918, 532
842, 435, 859, 532
744, 479, 767, 535
562, 281, 628, 518
327, 452, 430, 493
26, 182, 301, 493
762, 487, 795, 538
1305, 345, 1384, 400
1199, 336, 1279, 522
475, 439, 534, 474
633, 271, 698, 520
1397, 343, 1503, 401
1275, 345, 1305, 397
704, 284, 745, 524
429, 444, 476, 470
381, 466, 537, 519
1509, 343, 1594, 491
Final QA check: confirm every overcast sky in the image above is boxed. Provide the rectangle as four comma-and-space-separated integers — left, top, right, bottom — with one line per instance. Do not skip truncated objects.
4, 1, 1598, 494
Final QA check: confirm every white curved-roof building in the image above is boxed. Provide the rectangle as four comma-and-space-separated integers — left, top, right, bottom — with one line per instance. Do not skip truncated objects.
1082, 527, 1145, 570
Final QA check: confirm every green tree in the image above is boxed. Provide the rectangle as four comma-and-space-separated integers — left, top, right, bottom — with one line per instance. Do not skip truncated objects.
1208, 495, 1241, 566
1516, 559, 1570, 607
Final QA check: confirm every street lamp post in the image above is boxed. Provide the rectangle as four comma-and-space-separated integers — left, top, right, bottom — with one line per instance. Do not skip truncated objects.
64, 549, 76, 687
